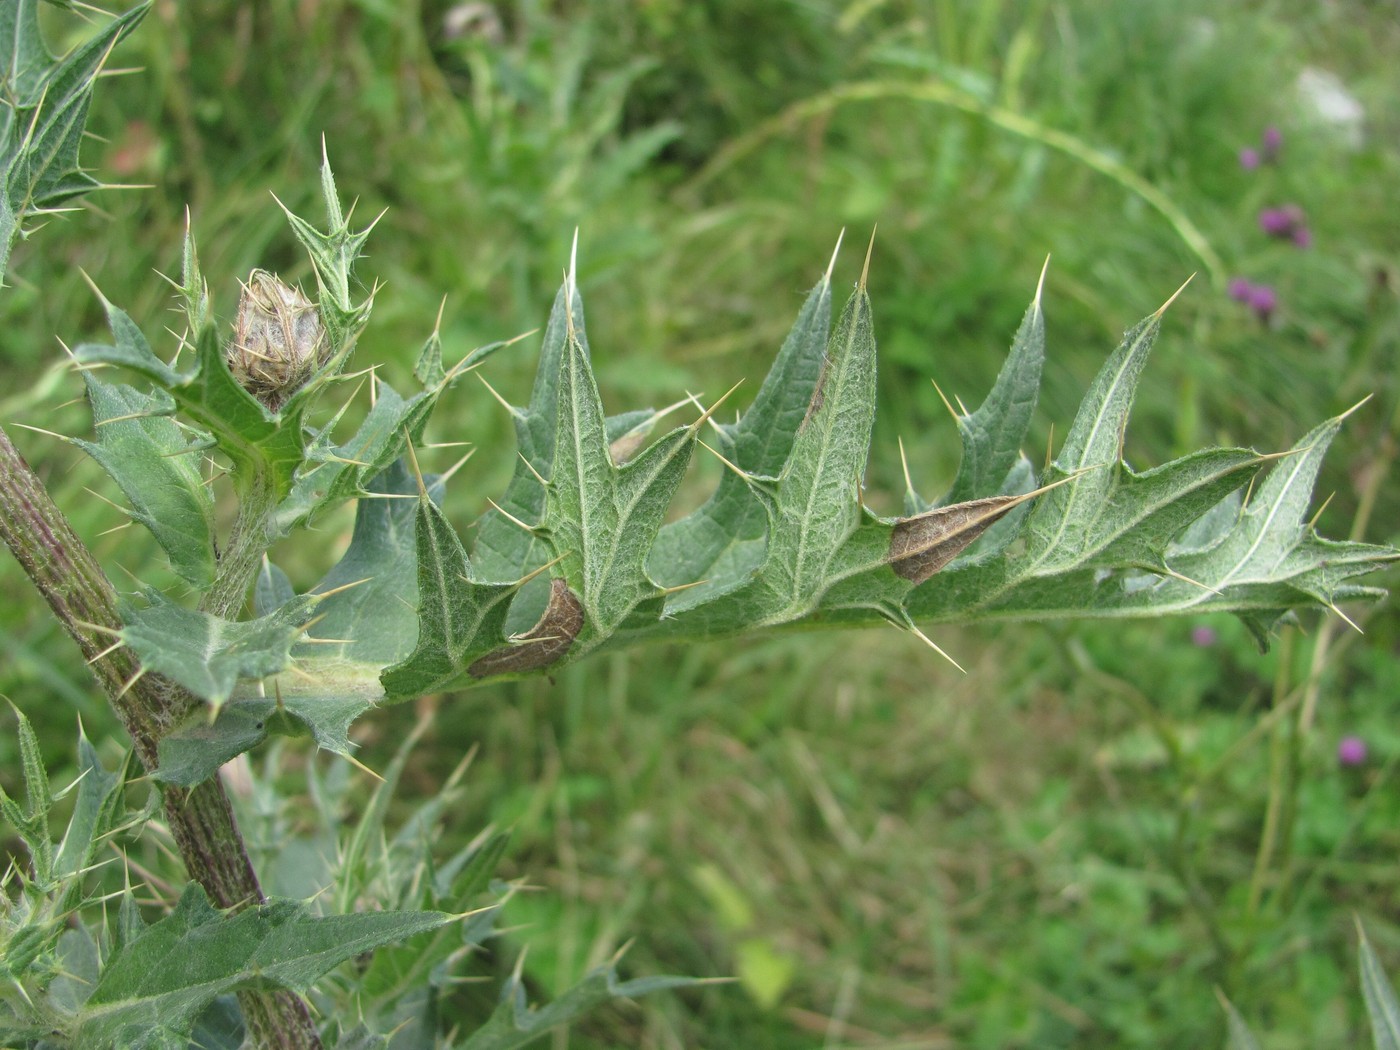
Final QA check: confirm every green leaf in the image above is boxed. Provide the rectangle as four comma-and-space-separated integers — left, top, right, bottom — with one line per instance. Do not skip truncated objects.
273, 378, 437, 536
378, 493, 519, 698
153, 688, 375, 787
118, 591, 318, 708
650, 271, 833, 611
0, 2, 149, 282
538, 315, 697, 643
73, 301, 307, 500
275, 147, 375, 354
52, 726, 127, 884
0, 704, 54, 883
1359, 922, 1400, 1050
460, 959, 702, 1050
73, 883, 451, 1049
294, 459, 429, 667
72, 372, 216, 587
471, 278, 586, 638
938, 273, 1045, 508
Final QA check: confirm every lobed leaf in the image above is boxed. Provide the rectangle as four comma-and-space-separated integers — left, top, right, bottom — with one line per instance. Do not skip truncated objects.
72, 372, 216, 588
650, 270, 833, 611
118, 591, 318, 709
72, 884, 451, 1049
0, 2, 149, 282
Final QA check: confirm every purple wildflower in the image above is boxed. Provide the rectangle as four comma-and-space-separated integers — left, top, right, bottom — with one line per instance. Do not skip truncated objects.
1262, 125, 1282, 158
1239, 147, 1261, 170
1228, 279, 1280, 323
1338, 735, 1368, 767
1292, 225, 1313, 249
1191, 625, 1218, 647
1246, 283, 1278, 321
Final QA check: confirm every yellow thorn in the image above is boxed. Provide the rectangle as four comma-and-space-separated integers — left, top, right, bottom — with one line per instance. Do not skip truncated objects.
114, 667, 147, 699
929, 378, 960, 423
402, 428, 428, 497
475, 373, 520, 417
1034, 255, 1051, 309
486, 498, 536, 534
696, 439, 748, 481
1044, 422, 1055, 472
86, 640, 124, 665
1159, 567, 1223, 597
12, 422, 72, 442
660, 578, 708, 596
517, 452, 548, 486
309, 577, 371, 601
898, 436, 915, 498
859, 226, 877, 291
437, 449, 476, 486
953, 393, 970, 417
1307, 491, 1336, 530
1337, 393, 1374, 422
1328, 603, 1363, 634
905, 623, 967, 674
515, 553, 568, 587
689, 379, 744, 434
343, 750, 384, 782
1154, 273, 1195, 317
825, 229, 845, 285
82, 487, 131, 515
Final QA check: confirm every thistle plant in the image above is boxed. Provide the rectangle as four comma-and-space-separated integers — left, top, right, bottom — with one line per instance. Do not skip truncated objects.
1, 5, 1397, 1048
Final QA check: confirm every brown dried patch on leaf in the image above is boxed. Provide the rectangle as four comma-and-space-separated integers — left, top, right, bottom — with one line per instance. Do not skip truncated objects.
609, 429, 649, 465
890, 495, 1023, 583
468, 577, 584, 677
888, 471, 1079, 584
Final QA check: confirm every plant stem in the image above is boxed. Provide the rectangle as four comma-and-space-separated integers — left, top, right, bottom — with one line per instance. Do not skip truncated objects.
0, 425, 323, 1049
201, 471, 278, 618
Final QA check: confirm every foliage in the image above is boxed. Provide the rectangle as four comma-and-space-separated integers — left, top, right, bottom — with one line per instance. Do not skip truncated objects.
3, 1, 1399, 1047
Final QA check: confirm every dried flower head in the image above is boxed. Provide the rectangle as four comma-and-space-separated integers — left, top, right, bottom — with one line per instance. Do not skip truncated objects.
227, 270, 328, 409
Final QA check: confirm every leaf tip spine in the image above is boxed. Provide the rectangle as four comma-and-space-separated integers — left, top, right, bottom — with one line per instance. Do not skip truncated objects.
825, 228, 846, 285
1155, 273, 1194, 317
1035, 254, 1051, 308
859, 226, 877, 291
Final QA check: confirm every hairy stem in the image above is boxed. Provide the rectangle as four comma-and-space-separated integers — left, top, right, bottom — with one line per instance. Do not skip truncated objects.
201, 472, 278, 618
0, 426, 322, 1049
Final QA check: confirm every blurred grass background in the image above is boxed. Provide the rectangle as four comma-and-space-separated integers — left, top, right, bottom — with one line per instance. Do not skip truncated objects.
3, 1, 1400, 1046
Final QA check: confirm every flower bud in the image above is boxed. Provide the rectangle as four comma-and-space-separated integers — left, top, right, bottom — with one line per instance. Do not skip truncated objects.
227, 270, 327, 409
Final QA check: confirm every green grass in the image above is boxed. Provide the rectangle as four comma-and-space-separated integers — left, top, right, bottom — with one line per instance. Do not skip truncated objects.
3, 0, 1399, 1046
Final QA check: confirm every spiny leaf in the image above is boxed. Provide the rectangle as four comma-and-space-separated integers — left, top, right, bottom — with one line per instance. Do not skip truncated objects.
0, 704, 54, 883
937, 267, 1045, 507
72, 372, 216, 588
0, 2, 149, 283
73, 300, 306, 500
379, 493, 519, 699
650, 271, 833, 611
73, 884, 451, 1050
154, 688, 376, 787
538, 322, 696, 644
118, 591, 318, 709
472, 280, 586, 605
276, 146, 375, 354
